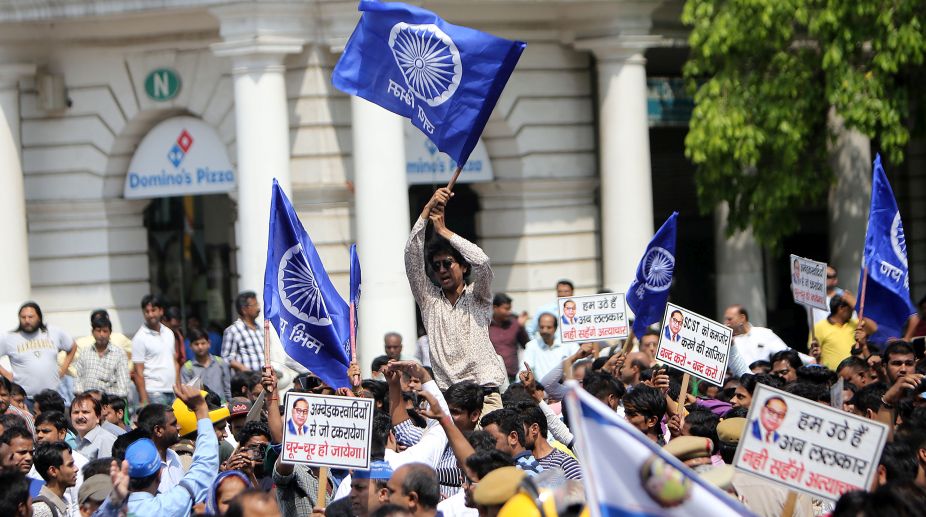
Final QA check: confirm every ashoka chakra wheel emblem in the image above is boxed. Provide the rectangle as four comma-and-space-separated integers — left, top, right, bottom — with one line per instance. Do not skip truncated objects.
891, 211, 908, 268
641, 247, 675, 292
389, 22, 462, 107
278, 244, 332, 326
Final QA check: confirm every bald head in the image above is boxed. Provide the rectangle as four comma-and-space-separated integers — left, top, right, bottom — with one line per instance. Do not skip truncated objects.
723, 305, 748, 330
619, 352, 650, 385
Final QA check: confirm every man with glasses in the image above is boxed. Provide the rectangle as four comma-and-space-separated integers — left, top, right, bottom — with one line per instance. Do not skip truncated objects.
287, 398, 310, 436
664, 310, 684, 342
221, 291, 264, 373
405, 188, 507, 415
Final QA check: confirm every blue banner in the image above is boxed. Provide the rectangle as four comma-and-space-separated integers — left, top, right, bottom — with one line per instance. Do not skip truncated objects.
264, 180, 351, 389
858, 155, 915, 342
332, 0, 525, 165
628, 212, 679, 336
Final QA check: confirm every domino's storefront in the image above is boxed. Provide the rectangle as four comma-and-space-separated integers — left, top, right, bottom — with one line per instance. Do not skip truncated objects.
127, 116, 238, 329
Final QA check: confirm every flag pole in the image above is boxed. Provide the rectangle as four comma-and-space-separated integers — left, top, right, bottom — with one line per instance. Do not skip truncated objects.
858, 267, 869, 321
263, 320, 271, 367
445, 165, 463, 191
349, 301, 360, 388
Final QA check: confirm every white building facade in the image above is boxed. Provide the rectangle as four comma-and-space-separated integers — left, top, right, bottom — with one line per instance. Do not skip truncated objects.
0, 0, 875, 370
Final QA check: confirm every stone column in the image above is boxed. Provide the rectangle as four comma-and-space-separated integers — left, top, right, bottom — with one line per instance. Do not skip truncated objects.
583, 42, 655, 293
350, 97, 417, 374
827, 110, 871, 294
715, 203, 767, 324
211, 4, 308, 297
0, 64, 35, 328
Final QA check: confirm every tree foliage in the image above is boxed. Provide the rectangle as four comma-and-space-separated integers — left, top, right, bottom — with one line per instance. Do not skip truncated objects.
683, 0, 926, 246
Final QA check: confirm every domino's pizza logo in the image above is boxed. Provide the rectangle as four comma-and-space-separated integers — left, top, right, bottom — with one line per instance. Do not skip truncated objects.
167, 129, 194, 168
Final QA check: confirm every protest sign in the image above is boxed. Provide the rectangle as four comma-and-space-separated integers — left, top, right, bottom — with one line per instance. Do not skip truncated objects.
281, 392, 374, 470
733, 384, 888, 501
790, 255, 828, 311
558, 293, 629, 343
655, 303, 731, 385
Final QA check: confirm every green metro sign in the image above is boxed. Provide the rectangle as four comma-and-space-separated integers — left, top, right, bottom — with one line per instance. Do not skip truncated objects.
145, 68, 181, 101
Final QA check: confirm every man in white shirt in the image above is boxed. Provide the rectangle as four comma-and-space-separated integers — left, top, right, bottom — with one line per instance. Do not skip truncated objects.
723, 305, 789, 366
519, 313, 577, 381
132, 295, 177, 406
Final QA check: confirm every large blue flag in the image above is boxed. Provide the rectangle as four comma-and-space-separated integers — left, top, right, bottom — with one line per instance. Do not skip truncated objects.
565, 383, 752, 516
264, 180, 351, 389
628, 212, 679, 335
332, 0, 525, 165
858, 155, 916, 342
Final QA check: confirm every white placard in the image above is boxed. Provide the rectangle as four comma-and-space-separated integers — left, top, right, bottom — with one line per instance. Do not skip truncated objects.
281, 392, 374, 470
124, 116, 236, 199
558, 293, 629, 343
790, 255, 828, 311
733, 384, 888, 501
655, 303, 731, 385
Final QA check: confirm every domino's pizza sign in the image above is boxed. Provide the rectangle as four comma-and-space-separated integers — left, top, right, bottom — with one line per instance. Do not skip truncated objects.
124, 116, 236, 199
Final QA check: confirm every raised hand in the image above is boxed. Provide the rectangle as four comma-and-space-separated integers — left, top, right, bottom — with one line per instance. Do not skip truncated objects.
416, 389, 448, 421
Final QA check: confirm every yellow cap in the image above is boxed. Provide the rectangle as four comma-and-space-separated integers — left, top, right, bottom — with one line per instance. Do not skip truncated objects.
663, 436, 713, 461
473, 467, 526, 506
172, 393, 231, 437
716, 417, 747, 444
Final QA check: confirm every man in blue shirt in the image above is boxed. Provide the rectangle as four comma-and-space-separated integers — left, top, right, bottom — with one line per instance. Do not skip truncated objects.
92, 383, 218, 517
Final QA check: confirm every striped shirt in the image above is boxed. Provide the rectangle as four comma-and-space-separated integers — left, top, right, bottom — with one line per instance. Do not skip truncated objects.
395, 419, 463, 499
537, 448, 582, 479
221, 319, 264, 372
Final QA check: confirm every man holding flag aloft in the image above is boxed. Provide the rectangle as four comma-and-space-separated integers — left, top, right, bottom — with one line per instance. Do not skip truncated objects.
405, 188, 507, 412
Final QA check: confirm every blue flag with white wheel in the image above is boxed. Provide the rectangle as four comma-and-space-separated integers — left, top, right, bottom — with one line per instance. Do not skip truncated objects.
264, 180, 351, 389
857, 155, 916, 342
628, 212, 678, 336
332, 0, 526, 166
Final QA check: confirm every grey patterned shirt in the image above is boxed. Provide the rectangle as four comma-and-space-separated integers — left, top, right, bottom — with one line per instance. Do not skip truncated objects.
405, 217, 506, 389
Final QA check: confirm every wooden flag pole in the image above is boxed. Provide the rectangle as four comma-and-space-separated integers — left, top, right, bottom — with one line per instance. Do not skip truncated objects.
317, 466, 329, 507
445, 165, 463, 191
858, 266, 869, 321
263, 320, 271, 367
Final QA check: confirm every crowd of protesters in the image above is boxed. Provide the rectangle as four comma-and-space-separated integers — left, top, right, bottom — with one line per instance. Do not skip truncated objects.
0, 187, 924, 517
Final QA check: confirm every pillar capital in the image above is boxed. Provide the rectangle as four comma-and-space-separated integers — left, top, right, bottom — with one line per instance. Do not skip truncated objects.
0, 63, 36, 88
209, 2, 312, 72
574, 35, 666, 64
